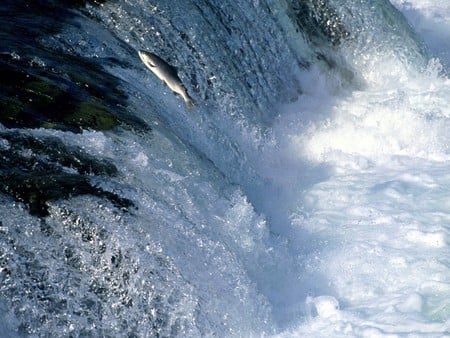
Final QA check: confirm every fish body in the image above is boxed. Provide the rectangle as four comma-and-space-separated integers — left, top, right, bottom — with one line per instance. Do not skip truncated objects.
138, 50, 194, 109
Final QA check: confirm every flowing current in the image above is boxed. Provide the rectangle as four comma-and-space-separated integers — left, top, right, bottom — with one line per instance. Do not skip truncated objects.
1, 0, 450, 337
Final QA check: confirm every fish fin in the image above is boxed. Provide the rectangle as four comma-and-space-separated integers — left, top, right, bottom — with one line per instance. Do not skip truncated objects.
185, 98, 195, 111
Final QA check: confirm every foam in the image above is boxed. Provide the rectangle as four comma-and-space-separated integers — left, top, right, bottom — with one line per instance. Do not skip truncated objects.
269, 3, 450, 336
306, 296, 340, 319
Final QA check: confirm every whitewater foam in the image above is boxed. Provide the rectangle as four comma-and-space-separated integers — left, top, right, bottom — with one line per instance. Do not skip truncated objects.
262, 2, 450, 336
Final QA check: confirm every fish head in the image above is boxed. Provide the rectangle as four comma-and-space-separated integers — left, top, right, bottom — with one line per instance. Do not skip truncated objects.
138, 50, 159, 69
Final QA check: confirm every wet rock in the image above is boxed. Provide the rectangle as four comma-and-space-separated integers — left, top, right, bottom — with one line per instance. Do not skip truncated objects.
1, 172, 132, 217
0, 56, 148, 133
0, 0, 144, 216
0, 132, 132, 217
289, 0, 350, 46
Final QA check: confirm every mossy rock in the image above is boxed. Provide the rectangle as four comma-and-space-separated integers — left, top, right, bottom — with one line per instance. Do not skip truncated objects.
0, 98, 24, 124
0, 54, 149, 133
65, 101, 119, 131
0, 64, 119, 132
0, 0, 141, 218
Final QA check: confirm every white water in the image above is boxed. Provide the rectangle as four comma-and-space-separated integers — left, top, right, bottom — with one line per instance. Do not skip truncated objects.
270, 1, 450, 336
392, 0, 450, 69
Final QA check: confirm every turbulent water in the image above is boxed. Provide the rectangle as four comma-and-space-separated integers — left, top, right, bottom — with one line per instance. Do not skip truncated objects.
1, 0, 450, 337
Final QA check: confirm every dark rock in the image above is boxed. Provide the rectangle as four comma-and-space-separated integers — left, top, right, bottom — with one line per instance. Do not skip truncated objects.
0, 132, 132, 217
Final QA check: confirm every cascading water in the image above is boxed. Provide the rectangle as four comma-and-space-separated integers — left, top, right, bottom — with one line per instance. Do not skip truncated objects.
1, 0, 449, 337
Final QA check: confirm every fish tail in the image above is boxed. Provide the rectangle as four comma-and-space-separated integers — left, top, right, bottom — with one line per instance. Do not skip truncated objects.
185, 97, 195, 111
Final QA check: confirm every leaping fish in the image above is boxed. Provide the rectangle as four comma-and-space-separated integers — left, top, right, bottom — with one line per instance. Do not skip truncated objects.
138, 50, 195, 110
